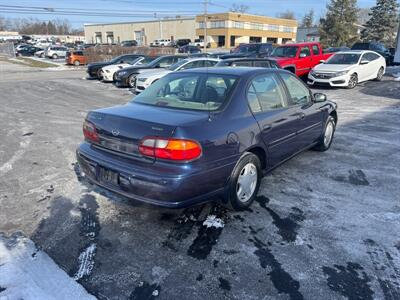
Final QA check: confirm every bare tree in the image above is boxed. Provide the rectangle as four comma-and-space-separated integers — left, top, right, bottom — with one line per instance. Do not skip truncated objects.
279, 10, 296, 20
230, 3, 249, 13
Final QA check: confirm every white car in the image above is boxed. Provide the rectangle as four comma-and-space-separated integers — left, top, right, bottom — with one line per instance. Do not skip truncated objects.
150, 39, 171, 47
308, 50, 386, 89
46, 46, 68, 59
101, 56, 154, 82
135, 57, 219, 93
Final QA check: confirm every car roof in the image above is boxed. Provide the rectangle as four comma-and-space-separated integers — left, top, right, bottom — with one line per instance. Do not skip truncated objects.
278, 42, 319, 47
178, 67, 283, 76
335, 50, 370, 54
221, 57, 275, 62
184, 57, 220, 61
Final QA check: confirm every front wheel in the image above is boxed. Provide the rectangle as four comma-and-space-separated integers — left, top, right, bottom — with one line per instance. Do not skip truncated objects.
224, 152, 261, 211
375, 67, 384, 81
313, 116, 336, 152
74, 60, 80, 66
347, 73, 358, 89
52, 54, 58, 59
128, 74, 136, 88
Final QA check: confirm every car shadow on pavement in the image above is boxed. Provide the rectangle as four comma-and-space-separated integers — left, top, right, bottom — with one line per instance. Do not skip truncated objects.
27, 98, 400, 300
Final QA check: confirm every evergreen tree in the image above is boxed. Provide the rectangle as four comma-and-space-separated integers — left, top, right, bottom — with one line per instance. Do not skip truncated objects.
361, 0, 399, 47
319, 0, 359, 47
301, 9, 315, 28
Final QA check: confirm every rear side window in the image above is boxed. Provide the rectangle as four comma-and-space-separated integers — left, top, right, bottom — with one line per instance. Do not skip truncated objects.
312, 45, 320, 55
247, 74, 286, 113
253, 61, 271, 68
280, 73, 311, 106
232, 61, 252, 67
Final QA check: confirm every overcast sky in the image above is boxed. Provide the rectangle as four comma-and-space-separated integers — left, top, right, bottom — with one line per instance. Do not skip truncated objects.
0, 0, 378, 28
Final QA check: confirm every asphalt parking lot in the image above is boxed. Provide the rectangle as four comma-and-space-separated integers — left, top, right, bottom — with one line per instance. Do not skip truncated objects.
1, 60, 399, 300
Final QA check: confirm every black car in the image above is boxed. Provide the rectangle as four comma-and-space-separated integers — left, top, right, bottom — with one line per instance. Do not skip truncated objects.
114, 55, 187, 88
221, 43, 273, 59
216, 57, 280, 69
171, 39, 191, 48
351, 42, 394, 65
324, 46, 351, 53
121, 40, 138, 47
178, 45, 201, 54
16, 46, 43, 57
87, 54, 145, 79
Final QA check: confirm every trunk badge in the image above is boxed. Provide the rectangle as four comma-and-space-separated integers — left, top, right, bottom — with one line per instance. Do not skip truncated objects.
111, 129, 120, 137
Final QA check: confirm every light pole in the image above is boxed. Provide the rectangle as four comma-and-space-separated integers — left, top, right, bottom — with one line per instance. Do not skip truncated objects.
203, 0, 208, 52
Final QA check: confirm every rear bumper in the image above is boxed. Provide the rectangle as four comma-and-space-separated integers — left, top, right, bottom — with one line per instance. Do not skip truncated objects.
76, 142, 235, 208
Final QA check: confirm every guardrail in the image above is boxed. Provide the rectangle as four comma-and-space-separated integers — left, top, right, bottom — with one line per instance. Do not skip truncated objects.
0, 42, 16, 58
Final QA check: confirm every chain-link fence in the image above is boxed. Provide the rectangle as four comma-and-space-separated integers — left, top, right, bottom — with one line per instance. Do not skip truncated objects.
0, 43, 16, 58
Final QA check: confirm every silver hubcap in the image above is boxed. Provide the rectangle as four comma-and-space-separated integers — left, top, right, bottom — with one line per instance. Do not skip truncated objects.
236, 163, 258, 203
324, 122, 334, 146
378, 68, 383, 79
349, 75, 357, 88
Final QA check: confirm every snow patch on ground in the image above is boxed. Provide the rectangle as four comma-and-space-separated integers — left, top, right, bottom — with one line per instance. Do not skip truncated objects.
0, 233, 95, 300
73, 243, 97, 280
203, 215, 224, 228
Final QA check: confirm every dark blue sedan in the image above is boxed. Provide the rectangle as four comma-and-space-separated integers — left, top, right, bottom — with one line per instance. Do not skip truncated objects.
77, 68, 337, 210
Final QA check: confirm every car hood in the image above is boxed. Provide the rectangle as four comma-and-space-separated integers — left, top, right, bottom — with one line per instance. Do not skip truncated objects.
137, 69, 171, 79
102, 63, 131, 72
313, 64, 355, 72
88, 62, 111, 69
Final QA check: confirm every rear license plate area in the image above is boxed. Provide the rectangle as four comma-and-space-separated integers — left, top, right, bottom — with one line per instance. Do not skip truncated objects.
99, 167, 119, 186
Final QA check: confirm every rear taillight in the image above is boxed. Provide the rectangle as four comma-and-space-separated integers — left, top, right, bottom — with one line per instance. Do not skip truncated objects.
83, 120, 99, 143
139, 137, 202, 161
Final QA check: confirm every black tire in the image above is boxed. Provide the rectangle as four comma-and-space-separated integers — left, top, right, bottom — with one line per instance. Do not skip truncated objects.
128, 74, 136, 88
313, 116, 336, 152
374, 67, 384, 81
97, 69, 103, 80
224, 152, 262, 211
347, 73, 358, 89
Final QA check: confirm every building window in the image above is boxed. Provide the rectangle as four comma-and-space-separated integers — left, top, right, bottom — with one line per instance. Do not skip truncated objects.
210, 21, 225, 28
282, 26, 294, 33
250, 23, 263, 30
266, 24, 279, 32
198, 21, 205, 29
106, 32, 114, 44
95, 32, 102, 44
233, 21, 244, 29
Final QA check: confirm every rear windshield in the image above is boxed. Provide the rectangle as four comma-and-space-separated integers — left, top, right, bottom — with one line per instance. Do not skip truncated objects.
132, 73, 238, 111
234, 44, 260, 54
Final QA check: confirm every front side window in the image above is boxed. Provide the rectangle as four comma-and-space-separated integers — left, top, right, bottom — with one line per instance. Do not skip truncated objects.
271, 46, 297, 58
179, 60, 204, 70
247, 74, 286, 113
133, 73, 238, 111
280, 73, 311, 106
232, 61, 253, 67
300, 47, 311, 57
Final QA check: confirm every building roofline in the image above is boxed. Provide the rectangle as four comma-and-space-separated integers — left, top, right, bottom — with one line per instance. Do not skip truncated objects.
84, 17, 195, 27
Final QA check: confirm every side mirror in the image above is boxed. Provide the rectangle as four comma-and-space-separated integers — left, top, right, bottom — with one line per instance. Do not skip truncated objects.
320, 60, 325, 64
360, 60, 369, 65
299, 53, 307, 58
313, 93, 327, 103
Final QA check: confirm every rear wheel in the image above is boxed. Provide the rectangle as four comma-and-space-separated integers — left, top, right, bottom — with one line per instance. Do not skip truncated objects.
313, 116, 336, 152
375, 67, 384, 81
52, 54, 58, 59
224, 152, 261, 211
347, 73, 358, 89
73, 60, 80, 66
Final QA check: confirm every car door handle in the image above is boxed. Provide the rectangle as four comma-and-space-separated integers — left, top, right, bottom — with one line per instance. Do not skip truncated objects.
291, 112, 306, 120
263, 124, 272, 132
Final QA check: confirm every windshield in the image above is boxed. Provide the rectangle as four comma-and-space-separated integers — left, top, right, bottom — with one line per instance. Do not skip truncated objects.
110, 55, 124, 63
271, 46, 298, 58
326, 53, 360, 65
132, 73, 238, 111
167, 60, 188, 71
234, 44, 260, 54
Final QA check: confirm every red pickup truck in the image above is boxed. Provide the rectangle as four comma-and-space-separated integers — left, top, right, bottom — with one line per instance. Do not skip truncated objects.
269, 42, 334, 77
